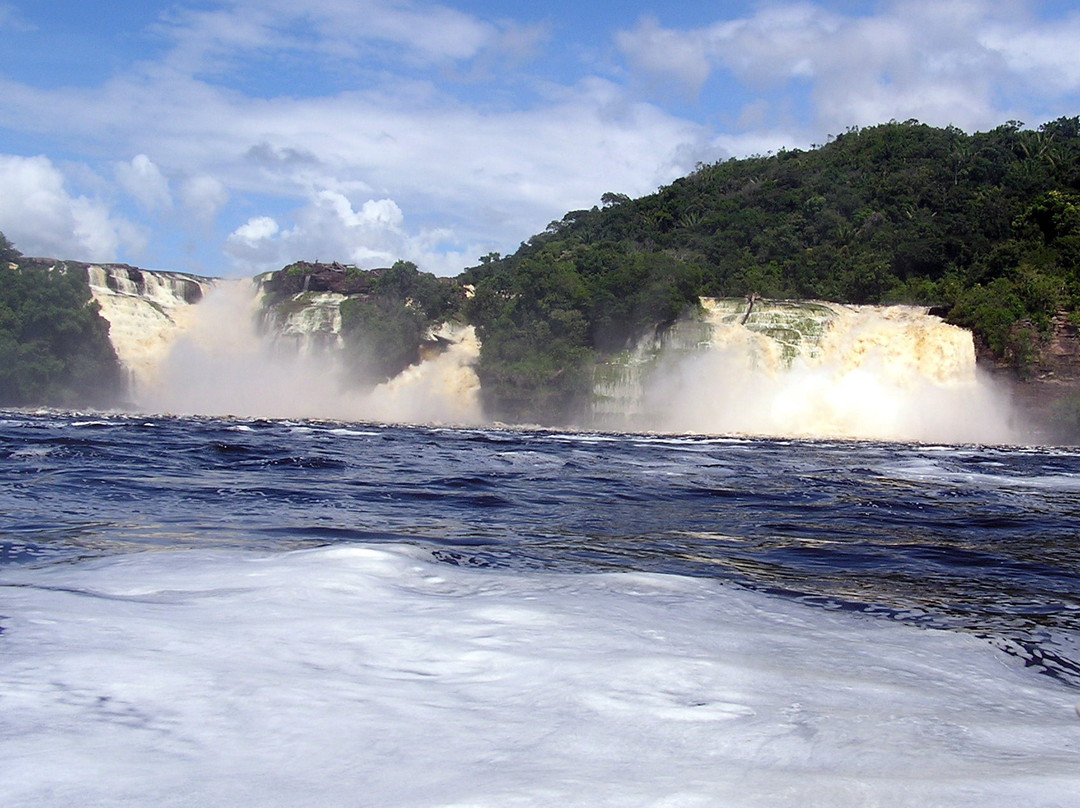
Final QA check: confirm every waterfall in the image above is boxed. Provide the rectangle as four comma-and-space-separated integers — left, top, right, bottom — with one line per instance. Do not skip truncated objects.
89, 266, 1021, 441
87, 265, 216, 391
593, 299, 1020, 444
257, 288, 347, 356
120, 278, 482, 424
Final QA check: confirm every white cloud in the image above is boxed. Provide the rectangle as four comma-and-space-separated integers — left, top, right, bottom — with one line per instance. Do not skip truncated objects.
4, 0, 1080, 278
980, 13, 1080, 93
616, 0, 1080, 134
225, 193, 409, 273
222, 191, 496, 277
233, 215, 280, 242
158, 0, 529, 76
179, 175, 229, 221
615, 17, 713, 97
0, 60, 716, 274
115, 154, 172, 210
0, 154, 137, 260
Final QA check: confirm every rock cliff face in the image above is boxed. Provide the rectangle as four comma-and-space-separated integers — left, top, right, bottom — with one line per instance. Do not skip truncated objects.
82, 263, 217, 391
253, 262, 376, 355
976, 314, 1080, 443
258, 261, 377, 297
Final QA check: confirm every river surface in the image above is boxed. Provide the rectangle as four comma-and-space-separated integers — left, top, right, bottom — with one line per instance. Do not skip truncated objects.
2, 410, 1078, 806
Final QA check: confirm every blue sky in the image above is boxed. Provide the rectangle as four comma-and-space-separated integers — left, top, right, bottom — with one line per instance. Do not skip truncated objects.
2, 1, 1080, 278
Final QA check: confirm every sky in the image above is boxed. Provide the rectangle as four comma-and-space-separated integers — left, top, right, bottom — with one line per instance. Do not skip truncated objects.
2, 1, 1080, 278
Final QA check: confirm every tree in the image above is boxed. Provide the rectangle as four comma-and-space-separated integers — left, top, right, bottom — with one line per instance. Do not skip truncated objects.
0, 231, 21, 264
0, 247, 125, 407
338, 259, 465, 385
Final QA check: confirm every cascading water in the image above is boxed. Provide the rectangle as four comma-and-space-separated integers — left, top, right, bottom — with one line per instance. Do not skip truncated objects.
593, 298, 1021, 444
91, 266, 1022, 441
257, 288, 347, 356
87, 264, 216, 391
98, 272, 483, 424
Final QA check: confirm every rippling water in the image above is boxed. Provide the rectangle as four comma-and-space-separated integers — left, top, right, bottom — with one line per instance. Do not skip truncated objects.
2, 410, 1079, 806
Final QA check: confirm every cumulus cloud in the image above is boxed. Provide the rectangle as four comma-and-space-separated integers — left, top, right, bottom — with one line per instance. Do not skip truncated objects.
179, 175, 229, 222
115, 154, 172, 210
615, 0, 1080, 133
222, 190, 496, 277
0, 154, 138, 260
224, 193, 408, 273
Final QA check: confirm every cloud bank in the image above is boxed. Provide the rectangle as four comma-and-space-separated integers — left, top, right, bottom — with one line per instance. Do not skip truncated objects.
0, 1, 1078, 276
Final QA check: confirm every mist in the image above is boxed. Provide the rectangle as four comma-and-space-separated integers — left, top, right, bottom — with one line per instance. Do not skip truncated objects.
595, 302, 1026, 445
135, 281, 483, 425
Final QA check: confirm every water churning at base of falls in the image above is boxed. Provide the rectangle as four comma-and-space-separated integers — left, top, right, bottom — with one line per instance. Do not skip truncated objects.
2, 413, 1079, 807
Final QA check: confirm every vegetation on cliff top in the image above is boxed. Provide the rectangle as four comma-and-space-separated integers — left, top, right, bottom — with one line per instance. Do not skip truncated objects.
339, 260, 465, 384
0, 236, 126, 407
260, 259, 467, 385
460, 117, 1080, 422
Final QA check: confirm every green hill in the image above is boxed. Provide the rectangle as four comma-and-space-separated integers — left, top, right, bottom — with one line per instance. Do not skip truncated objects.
461, 117, 1080, 423
0, 236, 126, 408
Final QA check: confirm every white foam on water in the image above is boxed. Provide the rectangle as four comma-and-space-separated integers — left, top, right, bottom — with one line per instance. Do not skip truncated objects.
2, 546, 1077, 807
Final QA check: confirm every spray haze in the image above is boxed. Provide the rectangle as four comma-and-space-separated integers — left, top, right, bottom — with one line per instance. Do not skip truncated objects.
607, 300, 1022, 444
135, 281, 483, 424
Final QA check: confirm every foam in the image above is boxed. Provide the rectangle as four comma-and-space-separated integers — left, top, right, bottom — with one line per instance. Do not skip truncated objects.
2, 545, 1077, 807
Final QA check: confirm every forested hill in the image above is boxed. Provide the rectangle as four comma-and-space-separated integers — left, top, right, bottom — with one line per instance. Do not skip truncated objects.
462, 117, 1080, 421
0, 236, 125, 407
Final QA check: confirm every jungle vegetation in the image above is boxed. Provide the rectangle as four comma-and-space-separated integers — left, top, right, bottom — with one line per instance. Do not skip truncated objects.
338, 260, 465, 384
459, 117, 1080, 422
0, 236, 126, 407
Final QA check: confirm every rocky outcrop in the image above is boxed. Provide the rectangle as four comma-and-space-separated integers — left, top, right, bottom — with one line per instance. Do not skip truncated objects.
258, 261, 379, 298
976, 314, 1080, 443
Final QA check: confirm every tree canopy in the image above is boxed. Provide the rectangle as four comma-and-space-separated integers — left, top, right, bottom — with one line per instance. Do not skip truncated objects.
461, 117, 1080, 421
338, 260, 465, 385
0, 238, 126, 407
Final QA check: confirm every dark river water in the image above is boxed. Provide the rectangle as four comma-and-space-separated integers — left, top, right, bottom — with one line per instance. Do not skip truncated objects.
4, 409, 1079, 686
4, 409, 1080, 807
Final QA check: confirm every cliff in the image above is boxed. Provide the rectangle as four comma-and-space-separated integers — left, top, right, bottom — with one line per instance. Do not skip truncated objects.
976, 314, 1080, 442
80, 262, 218, 391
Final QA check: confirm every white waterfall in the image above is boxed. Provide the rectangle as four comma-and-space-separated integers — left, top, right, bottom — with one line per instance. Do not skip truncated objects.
88, 266, 1019, 441
86, 265, 216, 392
93, 271, 483, 424
593, 298, 1020, 444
